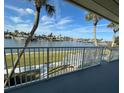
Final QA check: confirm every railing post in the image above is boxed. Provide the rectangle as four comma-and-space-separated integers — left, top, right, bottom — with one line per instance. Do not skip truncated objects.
47, 48, 49, 79
109, 49, 112, 62
82, 48, 85, 69
100, 47, 104, 63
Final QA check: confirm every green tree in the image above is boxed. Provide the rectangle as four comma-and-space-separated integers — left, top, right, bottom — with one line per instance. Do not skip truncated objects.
85, 12, 102, 46
107, 22, 119, 47
4, 0, 55, 86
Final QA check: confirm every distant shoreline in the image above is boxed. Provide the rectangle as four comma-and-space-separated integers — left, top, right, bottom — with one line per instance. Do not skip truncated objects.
4, 39, 95, 48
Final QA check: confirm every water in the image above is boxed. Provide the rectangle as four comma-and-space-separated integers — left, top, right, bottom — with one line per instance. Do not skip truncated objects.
4, 39, 94, 47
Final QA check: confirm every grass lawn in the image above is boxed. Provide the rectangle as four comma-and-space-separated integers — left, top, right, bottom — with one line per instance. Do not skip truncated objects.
5, 50, 77, 68
4, 48, 110, 69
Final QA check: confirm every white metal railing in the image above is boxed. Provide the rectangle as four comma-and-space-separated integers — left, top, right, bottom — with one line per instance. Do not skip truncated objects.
4, 47, 119, 90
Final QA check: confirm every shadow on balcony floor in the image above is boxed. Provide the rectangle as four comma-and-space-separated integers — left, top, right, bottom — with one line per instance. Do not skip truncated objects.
5, 60, 119, 93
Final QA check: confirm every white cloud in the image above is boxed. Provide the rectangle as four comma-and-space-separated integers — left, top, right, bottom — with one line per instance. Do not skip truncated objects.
41, 16, 49, 22
57, 17, 73, 25
39, 16, 109, 34
10, 16, 24, 23
40, 16, 73, 31
5, 23, 32, 32
25, 8, 34, 14
10, 16, 31, 23
16, 24, 31, 28
41, 16, 55, 25
41, 16, 73, 26
5, 5, 34, 15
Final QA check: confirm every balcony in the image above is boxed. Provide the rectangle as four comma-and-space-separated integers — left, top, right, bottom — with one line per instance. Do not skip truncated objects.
4, 47, 119, 93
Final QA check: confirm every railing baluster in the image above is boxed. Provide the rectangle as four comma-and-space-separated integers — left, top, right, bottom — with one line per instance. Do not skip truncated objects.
54, 48, 56, 76
82, 48, 85, 69
63, 48, 65, 72
29, 48, 32, 82
69, 48, 71, 72
79, 48, 81, 69
23, 49, 27, 83
43, 48, 44, 79
100, 48, 104, 63
38, 48, 40, 80
17, 49, 22, 84
51, 48, 53, 77
68, 48, 70, 72
57, 48, 59, 75
58, 48, 60, 75
71, 48, 73, 72
109, 49, 112, 62
77, 48, 79, 69
73, 48, 75, 71
80, 48, 83, 69
4, 49, 10, 88
69, 48, 73, 72
78, 48, 80, 69
55, 48, 57, 76
64, 48, 66, 73
94, 48, 97, 64
34, 48, 36, 72
76, 48, 78, 70
11, 49, 17, 86
53, 48, 55, 77
61, 48, 63, 74
63, 48, 64, 73
66, 48, 68, 73
103, 47, 106, 61
77, 48, 79, 70
78, 48, 81, 69
72, 48, 74, 71
47, 48, 49, 79
70, 48, 72, 72
69, 48, 71, 71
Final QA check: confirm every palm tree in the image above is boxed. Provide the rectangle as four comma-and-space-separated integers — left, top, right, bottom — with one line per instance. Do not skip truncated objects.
107, 22, 119, 47
4, 0, 55, 86
85, 12, 102, 46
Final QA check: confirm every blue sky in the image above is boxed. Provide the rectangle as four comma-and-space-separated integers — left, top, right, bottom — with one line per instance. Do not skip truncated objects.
4, 0, 118, 40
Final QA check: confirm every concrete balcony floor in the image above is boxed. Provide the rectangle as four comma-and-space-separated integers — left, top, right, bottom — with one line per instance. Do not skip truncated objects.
5, 60, 119, 93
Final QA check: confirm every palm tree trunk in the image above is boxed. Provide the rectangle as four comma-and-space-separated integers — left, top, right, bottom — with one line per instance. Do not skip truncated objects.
4, 7, 41, 87
111, 32, 116, 47
93, 25, 98, 46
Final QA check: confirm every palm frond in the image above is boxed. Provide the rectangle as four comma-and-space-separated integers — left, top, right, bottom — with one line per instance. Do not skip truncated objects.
107, 22, 115, 28
85, 12, 93, 21
45, 4, 55, 16
41, 0, 47, 5
107, 22, 119, 33
85, 12, 102, 22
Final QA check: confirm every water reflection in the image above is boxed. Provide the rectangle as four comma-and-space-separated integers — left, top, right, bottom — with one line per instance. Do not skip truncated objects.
4, 39, 94, 47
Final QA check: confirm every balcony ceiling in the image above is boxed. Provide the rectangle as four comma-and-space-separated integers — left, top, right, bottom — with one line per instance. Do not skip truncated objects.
66, 0, 119, 24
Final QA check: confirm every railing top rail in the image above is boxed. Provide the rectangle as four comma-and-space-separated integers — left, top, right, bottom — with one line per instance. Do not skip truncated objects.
4, 46, 107, 49
106, 47, 119, 50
